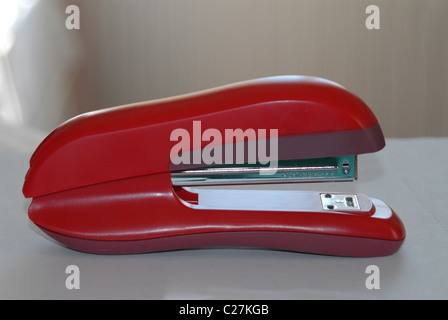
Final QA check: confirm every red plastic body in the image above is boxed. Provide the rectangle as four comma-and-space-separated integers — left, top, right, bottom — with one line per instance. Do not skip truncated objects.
23, 76, 405, 256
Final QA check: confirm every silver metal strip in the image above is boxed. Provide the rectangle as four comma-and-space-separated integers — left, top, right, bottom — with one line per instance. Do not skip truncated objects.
174, 164, 338, 176
171, 164, 352, 186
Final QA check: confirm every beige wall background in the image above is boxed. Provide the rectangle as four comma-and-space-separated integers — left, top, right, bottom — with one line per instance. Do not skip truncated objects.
11, 0, 448, 137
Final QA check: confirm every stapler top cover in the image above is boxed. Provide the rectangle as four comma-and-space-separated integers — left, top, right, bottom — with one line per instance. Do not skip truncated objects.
23, 75, 384, 198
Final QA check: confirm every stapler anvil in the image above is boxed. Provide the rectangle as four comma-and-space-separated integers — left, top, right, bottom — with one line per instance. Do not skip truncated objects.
23, 76, 405, 256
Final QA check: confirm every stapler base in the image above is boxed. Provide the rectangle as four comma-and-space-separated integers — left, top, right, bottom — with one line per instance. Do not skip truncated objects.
39, 226, 404, 257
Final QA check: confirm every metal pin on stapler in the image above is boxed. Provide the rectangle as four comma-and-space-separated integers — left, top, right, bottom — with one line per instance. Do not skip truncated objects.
23, 76, 405, 256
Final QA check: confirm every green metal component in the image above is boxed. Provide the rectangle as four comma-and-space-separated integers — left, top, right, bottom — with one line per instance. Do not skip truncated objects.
171, 155, 357, 186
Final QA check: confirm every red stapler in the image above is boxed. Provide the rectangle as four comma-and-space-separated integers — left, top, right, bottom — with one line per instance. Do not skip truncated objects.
23, 76, 405, 256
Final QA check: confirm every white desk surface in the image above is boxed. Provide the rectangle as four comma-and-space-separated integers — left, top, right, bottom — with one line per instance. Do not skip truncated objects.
1, 124, 447, 299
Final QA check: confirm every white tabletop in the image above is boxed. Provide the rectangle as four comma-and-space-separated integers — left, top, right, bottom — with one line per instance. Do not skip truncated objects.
1, 124, 447, 299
